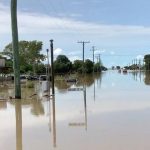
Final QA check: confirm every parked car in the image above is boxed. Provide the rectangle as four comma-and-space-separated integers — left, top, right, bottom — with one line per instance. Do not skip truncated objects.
27, 75, 39, 81
39, 75, 47, 81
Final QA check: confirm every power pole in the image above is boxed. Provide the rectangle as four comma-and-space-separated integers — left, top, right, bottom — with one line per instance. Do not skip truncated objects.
91, 46, 96, 64
91, 46, 96, 73
46, 49, 50, 81
11, 0, 21, 99
50, 40, 55, 95
77, 41, 90, 63
96, 54, 101, 72
97, 54, 101, 65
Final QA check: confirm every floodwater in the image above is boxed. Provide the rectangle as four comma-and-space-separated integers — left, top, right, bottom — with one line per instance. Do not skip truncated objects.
1, 71, 150, 150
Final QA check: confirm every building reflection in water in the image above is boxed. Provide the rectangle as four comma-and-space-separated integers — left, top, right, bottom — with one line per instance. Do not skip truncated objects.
15, 100, 22, 150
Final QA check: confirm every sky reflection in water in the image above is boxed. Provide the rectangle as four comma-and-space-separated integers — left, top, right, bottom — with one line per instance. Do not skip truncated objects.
0, 71, 150, 150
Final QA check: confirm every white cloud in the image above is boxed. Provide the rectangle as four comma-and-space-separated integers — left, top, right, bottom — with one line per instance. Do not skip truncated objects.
69, 56, 81, 62
54, 48, 63, 55
136, 55, 144, 60
1, 3, 150, 37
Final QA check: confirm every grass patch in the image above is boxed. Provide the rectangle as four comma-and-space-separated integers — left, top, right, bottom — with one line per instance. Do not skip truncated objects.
26, 82, 34, 88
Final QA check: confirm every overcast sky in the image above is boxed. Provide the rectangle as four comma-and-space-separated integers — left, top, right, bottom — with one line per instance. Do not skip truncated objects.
1, 0, 150, 67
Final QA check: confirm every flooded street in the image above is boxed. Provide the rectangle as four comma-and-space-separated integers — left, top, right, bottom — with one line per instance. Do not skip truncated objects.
1, 71, 150, 150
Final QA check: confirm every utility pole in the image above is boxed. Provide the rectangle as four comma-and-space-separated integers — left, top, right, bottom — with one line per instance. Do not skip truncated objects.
91, 46, 96, 64
11, 0, 21, 99
95, 54, 101, 72
50, 40, 55, 95
77, 41, 90, 63
91, 46, 96, 73
97, 54, 101, 69
46, 49, 50, 81
78, 41, 90, 74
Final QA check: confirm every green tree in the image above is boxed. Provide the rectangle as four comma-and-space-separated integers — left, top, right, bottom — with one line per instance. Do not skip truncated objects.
84, 59, 93, 73
73, 60, 83, 72
94, 63, 101, 72
144, 55, 150, 70
54, 55, 72, 73
94, 63, 107, 72
35, 63, 46, 74
116, 66, 121, 70
2, 40, 45, 74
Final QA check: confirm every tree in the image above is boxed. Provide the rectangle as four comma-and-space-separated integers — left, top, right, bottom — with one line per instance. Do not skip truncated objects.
73, 60, 83, 72
84, 59, 93, 73
144, 71, 150, 85
35, 63, 46, 74
2, 40, 45, 74
144, 55, 150, 70
94, 63, 101, 72
94, 63, 107, 72
116, 66, 121, 70
54, 55, 72, 73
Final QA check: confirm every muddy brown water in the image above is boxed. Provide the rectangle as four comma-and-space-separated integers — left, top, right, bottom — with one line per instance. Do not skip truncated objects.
0, 71, 150, 150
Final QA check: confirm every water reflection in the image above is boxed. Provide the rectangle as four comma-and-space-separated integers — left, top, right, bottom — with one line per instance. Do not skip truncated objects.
68, 84, 87, 130
14, 96, 57, 150
126, 71, 145, 83
15, 100, 22, 150
1, 71, 150, 150
30, 99, 45, 116
51, 96, 56, 147
55, 80, 71, 92
84, 86, 87, 130
76, 73, 102, 87
10, 99, 45, 117
0, 101, 7, 109
131, 71, 150, 85
144, 71, 150, 85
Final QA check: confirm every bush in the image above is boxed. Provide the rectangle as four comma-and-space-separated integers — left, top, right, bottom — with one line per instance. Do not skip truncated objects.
26, 82, 34, 88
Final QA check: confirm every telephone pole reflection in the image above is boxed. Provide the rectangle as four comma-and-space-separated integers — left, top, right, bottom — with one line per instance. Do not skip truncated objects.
49, 96, 57, 148
83, 85, 87, 131
69, 85, 87, 131
15, 100, 22, 150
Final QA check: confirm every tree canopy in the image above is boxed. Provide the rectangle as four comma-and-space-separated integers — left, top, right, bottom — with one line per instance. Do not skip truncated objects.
144, 54, 150, 70
54, 55, 72, 73
2, 40, 46, 74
